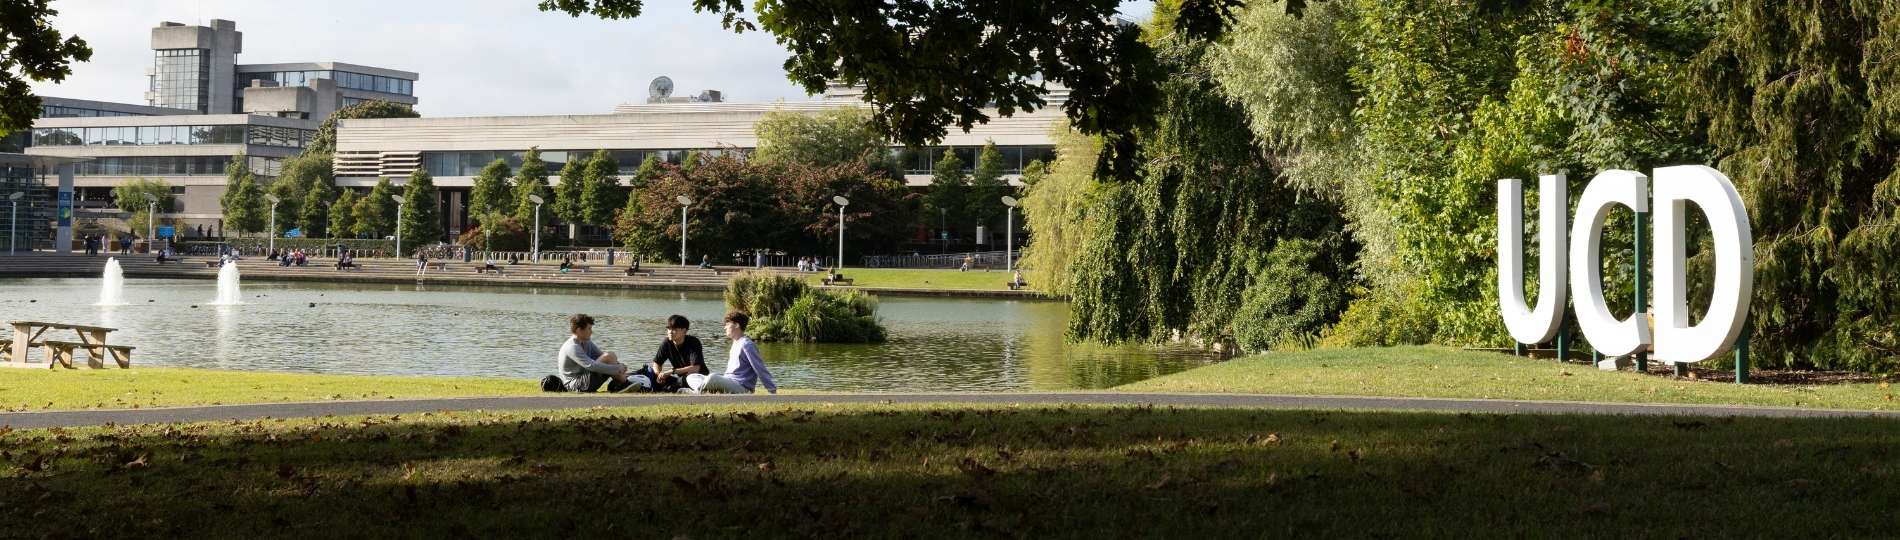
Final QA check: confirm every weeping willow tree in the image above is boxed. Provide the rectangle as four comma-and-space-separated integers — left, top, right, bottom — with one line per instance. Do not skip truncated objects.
1063, 23, 1356, 352
1690, 1, 1900, 372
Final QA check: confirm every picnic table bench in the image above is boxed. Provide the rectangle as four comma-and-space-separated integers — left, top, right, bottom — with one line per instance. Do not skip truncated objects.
822, 273, 854, 286
1007, 279, 1030, 291
7, 321, 134, 369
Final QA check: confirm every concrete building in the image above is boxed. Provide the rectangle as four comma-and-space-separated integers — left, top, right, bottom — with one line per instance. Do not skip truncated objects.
17, 18, 418, 246
332, 83, 1062, 241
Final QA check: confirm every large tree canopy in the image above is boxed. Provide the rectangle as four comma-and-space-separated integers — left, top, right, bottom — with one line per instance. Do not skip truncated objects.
537, 0, 1263, 179
0, 0, 92, 136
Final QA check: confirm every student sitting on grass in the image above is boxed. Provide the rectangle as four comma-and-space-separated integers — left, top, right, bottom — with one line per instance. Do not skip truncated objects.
682, 311, 777, 394
557, 313, 634, 393
627, 314, 705, 392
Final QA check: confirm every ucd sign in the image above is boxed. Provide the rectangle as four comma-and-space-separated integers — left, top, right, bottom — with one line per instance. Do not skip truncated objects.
1497, 165, 1753, 364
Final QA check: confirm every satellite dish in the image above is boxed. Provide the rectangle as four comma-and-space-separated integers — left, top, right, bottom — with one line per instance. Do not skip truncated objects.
528, 194, 544, 205
832, 196, 850, 206
676, 195, 693, 206
649, 76, 675, 99
1001, 195, 1019, 207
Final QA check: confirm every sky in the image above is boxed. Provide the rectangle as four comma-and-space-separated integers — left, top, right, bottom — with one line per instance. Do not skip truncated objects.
33, 0, 1155, 118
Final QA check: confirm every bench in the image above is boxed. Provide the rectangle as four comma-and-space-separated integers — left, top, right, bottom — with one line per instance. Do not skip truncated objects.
42, 340, 134, 369
822, 274, 854, 286
1007, 280, 1029, 291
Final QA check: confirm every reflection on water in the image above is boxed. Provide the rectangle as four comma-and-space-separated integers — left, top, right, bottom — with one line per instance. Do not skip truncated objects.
0, 277, 1219, 391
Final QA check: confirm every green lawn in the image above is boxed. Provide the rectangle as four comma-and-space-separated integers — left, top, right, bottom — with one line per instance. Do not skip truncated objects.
1121, 345, 1896, 410
0, 403, 1893, 537
0, 368, 535, 411
814, 267, 1026, 291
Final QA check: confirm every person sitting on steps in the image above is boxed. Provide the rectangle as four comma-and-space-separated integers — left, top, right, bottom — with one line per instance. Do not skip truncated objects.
624, 255, 643, 276
698, 254, 713, 269
559, 256, 573, 273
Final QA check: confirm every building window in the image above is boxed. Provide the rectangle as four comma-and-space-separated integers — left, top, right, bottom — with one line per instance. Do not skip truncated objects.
30, 124, 311, 148
152, 49, 211, 112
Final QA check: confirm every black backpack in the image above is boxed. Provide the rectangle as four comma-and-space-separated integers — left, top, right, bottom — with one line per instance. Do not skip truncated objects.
539, 375, 566, 392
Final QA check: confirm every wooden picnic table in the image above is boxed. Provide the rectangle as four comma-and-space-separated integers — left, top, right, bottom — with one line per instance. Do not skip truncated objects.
6, 320, 133, 369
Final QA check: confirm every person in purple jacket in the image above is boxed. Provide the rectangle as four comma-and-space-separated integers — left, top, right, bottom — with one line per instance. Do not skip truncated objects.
682, 311, 778, 394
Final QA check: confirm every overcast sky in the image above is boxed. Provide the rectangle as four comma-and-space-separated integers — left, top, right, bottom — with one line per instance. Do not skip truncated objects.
33, 0, 1155, 118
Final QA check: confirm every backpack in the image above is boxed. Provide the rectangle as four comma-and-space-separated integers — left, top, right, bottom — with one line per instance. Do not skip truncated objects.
539, 375, 566, 392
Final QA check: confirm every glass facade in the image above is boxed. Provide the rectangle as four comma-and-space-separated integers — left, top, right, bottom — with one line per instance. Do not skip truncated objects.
41, 105, 147, 118
67, 156, 282, 177
893, 145, 1057, 176
31, 125, 313, 148
153, 49, 211, 112
238, 70, 413, 95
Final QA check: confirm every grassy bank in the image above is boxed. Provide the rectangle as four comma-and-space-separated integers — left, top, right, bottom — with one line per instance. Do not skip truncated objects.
1121, 346, 1896, 410
0, 368, 535, 411
1, 403, 1893, 537
814, 267, 1025, 291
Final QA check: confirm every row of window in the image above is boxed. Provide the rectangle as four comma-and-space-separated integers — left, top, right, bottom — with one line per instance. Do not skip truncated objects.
152, 49, 211, 112
31, 125, 316, 148
238, 70, 413, 95
68, 156, 283, 177
410, 146, 1056, 178
41, 105, 148, 118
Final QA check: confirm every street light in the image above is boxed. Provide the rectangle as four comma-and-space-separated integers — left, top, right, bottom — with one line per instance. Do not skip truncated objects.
391, 194, 406, 257
832, 195, 849, 273
263, 194, 280, 253
676, 195, 692, 264
7, 192, 23, 255
528, 194, 545, 261
143, 193, 160, 254
1001, 195, 1020, 272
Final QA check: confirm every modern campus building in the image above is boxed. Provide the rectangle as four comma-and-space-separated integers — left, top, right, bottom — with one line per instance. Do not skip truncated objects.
16, 19, 418, 246
12, 16, 1061, 250
331, 81, 1062, 241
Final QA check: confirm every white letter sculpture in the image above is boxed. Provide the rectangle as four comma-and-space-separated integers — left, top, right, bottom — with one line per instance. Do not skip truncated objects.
1651, 165, 1753, 363
1497, 174, 1567, 345
1568, 170, 1650, 356
1496, 165, 1754, 364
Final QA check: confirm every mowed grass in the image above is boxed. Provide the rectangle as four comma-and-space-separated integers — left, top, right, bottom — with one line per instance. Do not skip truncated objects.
812, 267, 1025, 291
0, 368, 536, 411
0, 403, 1894, 538
1122, 346, 1897, 410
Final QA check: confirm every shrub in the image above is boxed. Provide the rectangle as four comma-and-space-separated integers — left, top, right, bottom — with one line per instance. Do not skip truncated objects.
1232, 239, 1350, 353
726, 271, 887, 343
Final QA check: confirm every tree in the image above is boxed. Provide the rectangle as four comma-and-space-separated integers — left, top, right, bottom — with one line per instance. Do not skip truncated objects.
623, 154, 778, 263
579, 149, 621, 227
537, 0, 1258, 179
289, 154, 336, 238
307, 100, 420, 154
629, 154, 663, 189
1020, 126, 1101, 297
775, 160, 919, 260
967, 142, 1011, 233
468, 159, 513, 230
111, 178, 173, 238
353, 177, 397, 239
328, 189, 358, 239
265, 175, 304, 236
924, 148, 969, 239
1690, 0, 1900, 372
751, 108, 887, 169
553, 153, 586, 234
0, 1, 92, 136
680, 150, 703, 175
398, 168, 442, 249
613, 187, 665, 258
219, 156, 266, 237
512, 147, 553, 224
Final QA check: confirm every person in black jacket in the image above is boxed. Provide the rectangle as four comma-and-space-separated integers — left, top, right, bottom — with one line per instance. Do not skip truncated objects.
628, 314, 707, 392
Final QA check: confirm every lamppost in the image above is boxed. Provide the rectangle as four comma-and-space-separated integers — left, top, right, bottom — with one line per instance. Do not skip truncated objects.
676, 195, 692, 264
391, 194, 406, 257
7, 192, 22, 255
144, 193, 160, 254
263, 194, 280, 254
1001, 195, 1019, 272
525, 194, 545, 262
832, 195, 850, 273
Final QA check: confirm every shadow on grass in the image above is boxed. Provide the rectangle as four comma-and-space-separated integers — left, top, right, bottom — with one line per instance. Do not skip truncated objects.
1, 405, 1895, 538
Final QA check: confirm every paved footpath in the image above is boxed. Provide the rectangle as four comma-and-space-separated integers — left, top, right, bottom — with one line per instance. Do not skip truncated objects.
2, 392, 1896, 429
